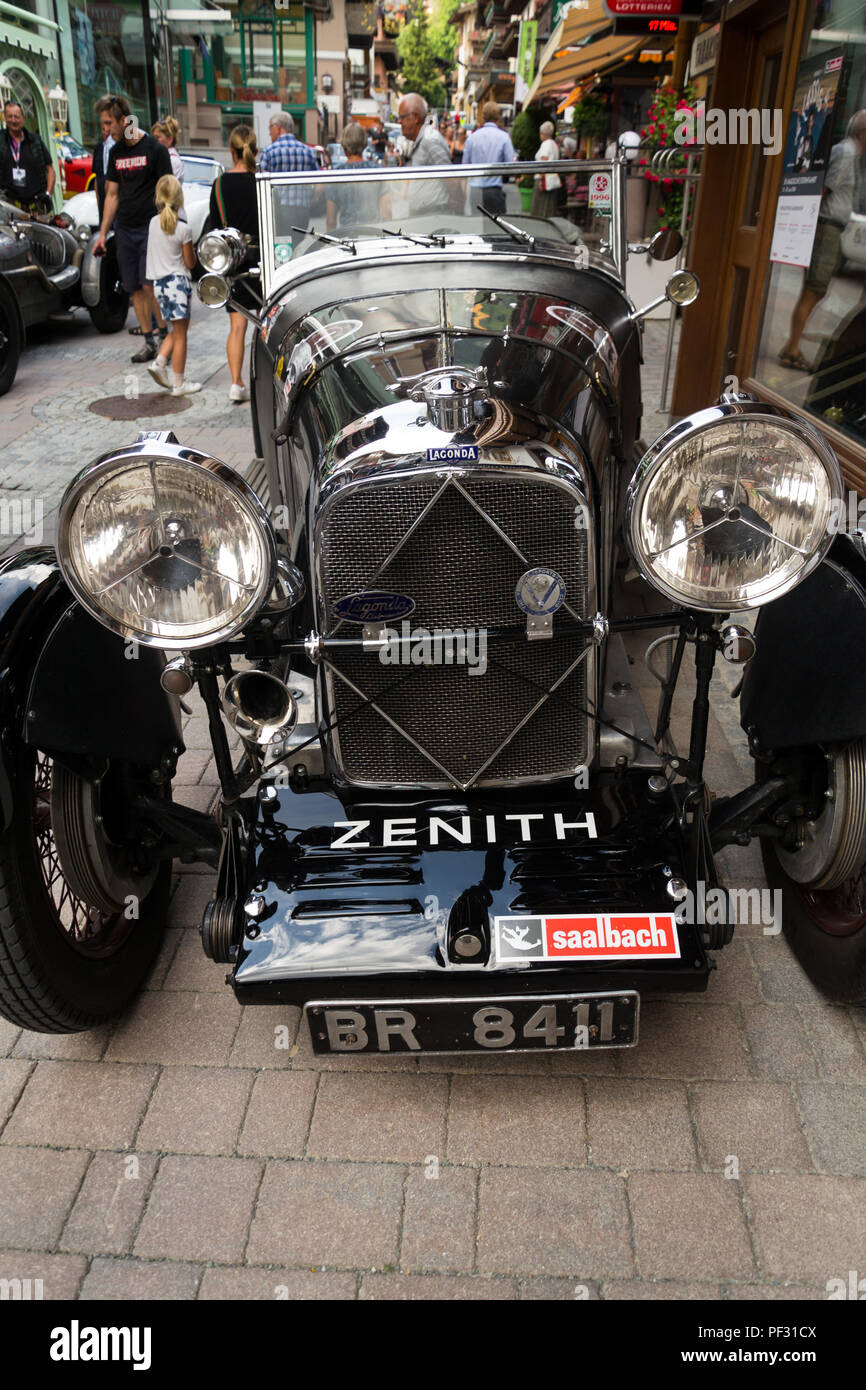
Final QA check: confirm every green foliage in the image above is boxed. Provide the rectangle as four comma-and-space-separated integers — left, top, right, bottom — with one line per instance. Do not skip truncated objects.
398, 2, 448, 109
511, 107, 545, 162
571, 95, 608, 141
428, 0, 461, 69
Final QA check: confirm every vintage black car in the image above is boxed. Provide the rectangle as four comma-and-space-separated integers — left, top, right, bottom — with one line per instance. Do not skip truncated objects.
0, 159, 863, 1054
0, 194, 128, 395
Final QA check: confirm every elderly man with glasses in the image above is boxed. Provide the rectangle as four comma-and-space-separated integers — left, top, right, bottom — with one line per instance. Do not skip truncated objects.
397, 93, 451, 214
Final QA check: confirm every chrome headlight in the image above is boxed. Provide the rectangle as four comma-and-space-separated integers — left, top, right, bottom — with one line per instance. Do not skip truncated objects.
58, 441, 276, 648
197, 226, 246, 275
626, 402, 842, 611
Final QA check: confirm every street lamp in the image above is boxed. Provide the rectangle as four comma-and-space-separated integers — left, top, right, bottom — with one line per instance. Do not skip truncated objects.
47, 84, 69, 132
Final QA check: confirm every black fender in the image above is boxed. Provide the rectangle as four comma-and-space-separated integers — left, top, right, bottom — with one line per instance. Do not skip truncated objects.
0, 548, 184, 833
740, 533, 866, 752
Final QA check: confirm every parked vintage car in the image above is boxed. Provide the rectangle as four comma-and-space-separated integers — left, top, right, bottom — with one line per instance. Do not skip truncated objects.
62, 152, 223, 245
0, 195, 128, 394
0, 160, 863, 1051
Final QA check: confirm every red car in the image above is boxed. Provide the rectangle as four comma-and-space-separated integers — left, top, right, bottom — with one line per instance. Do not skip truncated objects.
56, 134, 94, 197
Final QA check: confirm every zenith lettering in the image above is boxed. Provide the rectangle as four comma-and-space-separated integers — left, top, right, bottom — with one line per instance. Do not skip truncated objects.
330, 812, 598, 848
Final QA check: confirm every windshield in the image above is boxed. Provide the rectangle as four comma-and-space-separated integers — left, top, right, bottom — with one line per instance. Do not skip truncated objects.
258, 160, 620, 292
60, 136, 88, 159
181, 157, 221, 186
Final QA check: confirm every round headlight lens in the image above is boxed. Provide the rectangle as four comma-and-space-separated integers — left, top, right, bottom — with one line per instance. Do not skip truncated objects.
627, 405, 842, 611
197, 227, 245, 275
197, 272, 230, 307
58, 447, 276, 648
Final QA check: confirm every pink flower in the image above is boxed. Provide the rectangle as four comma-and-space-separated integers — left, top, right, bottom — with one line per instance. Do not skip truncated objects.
662, 177, 673, 188
639, 156, 647, 165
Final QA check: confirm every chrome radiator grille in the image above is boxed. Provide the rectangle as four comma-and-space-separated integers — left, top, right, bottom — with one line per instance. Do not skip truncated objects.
316, 472, 591, 788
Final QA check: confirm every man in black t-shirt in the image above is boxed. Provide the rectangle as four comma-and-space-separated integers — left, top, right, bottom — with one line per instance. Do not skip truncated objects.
0, 100, 55, 210
94, 96, 171, 362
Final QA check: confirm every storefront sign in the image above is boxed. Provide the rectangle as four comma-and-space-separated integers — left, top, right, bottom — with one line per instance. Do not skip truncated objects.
770, 50, 846, 268
690, 22, 719, 78
603, 0, 702, 14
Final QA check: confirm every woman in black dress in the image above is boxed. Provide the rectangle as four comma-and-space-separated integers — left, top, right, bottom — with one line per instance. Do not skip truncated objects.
209, 124, 259, 403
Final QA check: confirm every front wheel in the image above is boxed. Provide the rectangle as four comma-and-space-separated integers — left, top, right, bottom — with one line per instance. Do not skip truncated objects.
759, 739, 866, 1003
87, 247, 129, 334
0, 747, 171, 1032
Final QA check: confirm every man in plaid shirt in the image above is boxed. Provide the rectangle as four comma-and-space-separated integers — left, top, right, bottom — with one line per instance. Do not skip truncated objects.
260, 112, 318, 224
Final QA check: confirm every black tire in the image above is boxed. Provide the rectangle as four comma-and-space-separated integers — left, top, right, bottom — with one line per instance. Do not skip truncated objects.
758, 743, 866, 1004
0, 280, 22, 396
87, 249, 129, 334
0, 746, 171, 1032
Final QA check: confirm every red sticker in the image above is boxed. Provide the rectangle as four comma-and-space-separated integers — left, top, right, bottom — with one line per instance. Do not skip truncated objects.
494, 914, 680, 963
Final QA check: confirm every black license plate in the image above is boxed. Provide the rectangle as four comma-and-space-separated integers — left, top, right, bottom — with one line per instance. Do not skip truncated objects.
306, 992, 639, 1054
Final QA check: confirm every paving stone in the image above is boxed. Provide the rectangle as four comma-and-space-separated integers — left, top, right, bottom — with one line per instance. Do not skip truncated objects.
0, 1059, 33, 1131
602, 1280, 723, 1299
167, 874, 216, 930
477, 1168, 632, 1278
173, 750, 215, 786
105, 992, 242, 1067
0, 1251, 87, 1300
795, 1083, 866, 1177
0, 1147, 90, 1249
0, 1018, 21, 1057
616, 1001, 750, 1079
163, 932, 232, 992
418, 1050, 551, 1075
143, 928, 184, 990
447, 1075, 586, 1167
742, 1004, 818, 1080
360, 1273, 518, 1299
246, 1160, 405, 1268
237, 1071, 318, 1157
586, 1079, 697, 1170
744, 1175, 866, 1280
134, 1154, 262, 1263
798, 1005, 866, 1081
629, 1173, 755, 1280
80, 1258, 202, 1300
702, 938, 763, 1005
520, 1276, 601, 1298
307, 1072, 448, 1162
1, 1060, 157, 1149
11, 1027, 112, 1062
60, 1152, 158, 1255
401, 1165, 477, 1272
690, 1081, 811, 1173
727, 1281, 829, 1300
138, 1066, 254, 1155
749, 937, 827, 1006
229, 1006, 300, 1068
199, 1267, 357, 1300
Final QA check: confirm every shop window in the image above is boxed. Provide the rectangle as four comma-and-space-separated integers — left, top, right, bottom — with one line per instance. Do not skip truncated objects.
753, 0, 866, 448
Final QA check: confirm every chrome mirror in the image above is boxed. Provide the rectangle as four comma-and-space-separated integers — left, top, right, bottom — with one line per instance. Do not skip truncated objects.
629, 269, 700, 323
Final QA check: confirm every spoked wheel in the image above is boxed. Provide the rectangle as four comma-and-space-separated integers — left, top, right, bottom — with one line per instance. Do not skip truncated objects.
0, 746, 170, 1032
761, 739, 866, 1003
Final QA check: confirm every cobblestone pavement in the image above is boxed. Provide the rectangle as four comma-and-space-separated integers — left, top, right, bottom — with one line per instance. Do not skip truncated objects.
0, 310, 864, 1302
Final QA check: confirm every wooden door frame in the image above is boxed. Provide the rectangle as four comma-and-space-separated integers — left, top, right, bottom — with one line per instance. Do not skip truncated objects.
671, 0, 812, 417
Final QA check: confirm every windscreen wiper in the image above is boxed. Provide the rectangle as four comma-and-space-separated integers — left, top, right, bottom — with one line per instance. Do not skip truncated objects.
476, 204, 536, 251
383, 227, 449, 248
291, 225, 357, 255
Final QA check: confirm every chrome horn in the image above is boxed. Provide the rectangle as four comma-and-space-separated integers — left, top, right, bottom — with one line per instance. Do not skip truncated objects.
222, 671, 298, 753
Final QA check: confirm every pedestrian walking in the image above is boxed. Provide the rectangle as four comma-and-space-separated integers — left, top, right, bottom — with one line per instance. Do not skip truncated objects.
397, 93, 451, 212
462, 101, 516, 214
152, 117, 184, 181
144, 175, 199, 396
0, 99, 55, 211
93, 96, 172, 363
326, 123, 392, 231
531, 121, 561, 219
452, 128, 467, 164
260, 111, 318, 231
210, 124, 260, 403
91, 97, 115, 220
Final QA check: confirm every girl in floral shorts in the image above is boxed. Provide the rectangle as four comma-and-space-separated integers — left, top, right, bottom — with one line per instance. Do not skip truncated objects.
145, 175, 200, 395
